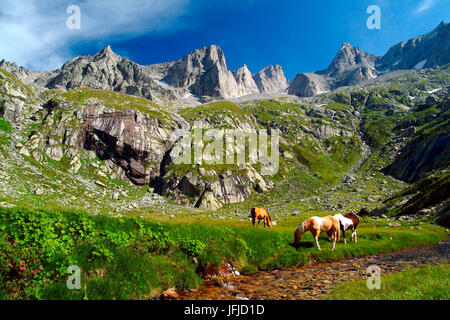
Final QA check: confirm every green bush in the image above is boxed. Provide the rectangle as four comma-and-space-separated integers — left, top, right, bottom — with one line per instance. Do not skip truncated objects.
0, 207, 445, 300
0, 119, 12, 133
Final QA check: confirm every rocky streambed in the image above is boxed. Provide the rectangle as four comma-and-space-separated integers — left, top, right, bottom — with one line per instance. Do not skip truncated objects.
179, 239, 450, 300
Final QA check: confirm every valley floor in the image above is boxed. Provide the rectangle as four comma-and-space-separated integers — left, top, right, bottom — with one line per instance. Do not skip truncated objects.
0, 206, 447, 300
179, 236, 450, 300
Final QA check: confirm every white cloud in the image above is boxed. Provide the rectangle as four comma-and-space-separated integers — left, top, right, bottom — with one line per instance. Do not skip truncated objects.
0, 0, 191, 71
415, 0, 436, 15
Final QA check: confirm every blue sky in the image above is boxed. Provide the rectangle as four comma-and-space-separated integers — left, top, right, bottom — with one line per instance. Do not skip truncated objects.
1, 0, 449, 79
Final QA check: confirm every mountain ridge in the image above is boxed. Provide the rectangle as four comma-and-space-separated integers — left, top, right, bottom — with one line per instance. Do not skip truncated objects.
0, 22, 448, 105
289, 22, 450, 97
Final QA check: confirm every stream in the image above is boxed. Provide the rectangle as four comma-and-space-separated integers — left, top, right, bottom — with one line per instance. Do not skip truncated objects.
179, 239, 450, 300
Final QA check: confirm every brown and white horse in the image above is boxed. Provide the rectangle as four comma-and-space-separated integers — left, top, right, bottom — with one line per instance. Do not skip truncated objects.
251, 207, 272, 228
294, 216, 340, 251
334, 213, 360, 244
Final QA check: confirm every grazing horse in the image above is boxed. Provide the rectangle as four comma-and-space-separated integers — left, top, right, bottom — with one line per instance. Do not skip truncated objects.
294, 216, 340, 251
345, 213, 360, 243
250, 207, 272, 228
334, 213, 360, 244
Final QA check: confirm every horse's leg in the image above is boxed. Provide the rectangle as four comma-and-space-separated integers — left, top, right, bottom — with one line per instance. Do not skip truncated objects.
343, 229, 346, 245
313, 230, 321, 251
257, 219, 261, 227
332, 230, 337, 250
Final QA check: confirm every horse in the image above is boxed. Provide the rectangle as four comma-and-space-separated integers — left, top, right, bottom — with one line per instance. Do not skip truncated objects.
250, 207, 272, 228
345, 213, 360, 243
294, 216, 340, 251
334, 213, 360, 244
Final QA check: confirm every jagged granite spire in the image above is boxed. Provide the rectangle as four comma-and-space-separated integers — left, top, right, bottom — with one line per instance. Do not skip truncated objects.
253, 65, 289, 93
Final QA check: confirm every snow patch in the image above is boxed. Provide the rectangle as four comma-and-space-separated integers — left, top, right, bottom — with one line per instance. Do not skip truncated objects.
413, 60, 427, 70
427, 88, 442, 94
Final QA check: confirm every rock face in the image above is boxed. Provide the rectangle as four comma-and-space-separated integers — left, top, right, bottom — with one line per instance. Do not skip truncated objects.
159, 45, 240, 100
233, 65, 260, 96
376, 22, 450, 72
27, 99, 182, 185
41, 46, 187, 103
321, 42, 378, 82
288, 73, 330, 97
384, 132, 450, 183
153, 46, 285, 100
253, 65, 289, 93
0, 60, 43, 85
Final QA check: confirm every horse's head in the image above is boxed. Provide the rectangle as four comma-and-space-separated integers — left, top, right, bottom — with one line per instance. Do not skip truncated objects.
267, 214, 272, 228
294, 229, 302, 245
345, 213, 360, 226
293, 223, 305, 245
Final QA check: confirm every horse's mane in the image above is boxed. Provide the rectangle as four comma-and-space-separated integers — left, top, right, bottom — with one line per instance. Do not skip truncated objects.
345, 212, 360, 227
266, 210, 272, 222
250, 207, 257, 218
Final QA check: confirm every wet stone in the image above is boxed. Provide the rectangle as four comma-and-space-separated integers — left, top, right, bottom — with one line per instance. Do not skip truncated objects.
178, 240, 450, 300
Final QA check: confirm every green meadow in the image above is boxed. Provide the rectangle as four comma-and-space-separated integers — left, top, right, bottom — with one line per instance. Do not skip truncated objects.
0, 207, 445, 300
323, 264, 450, 300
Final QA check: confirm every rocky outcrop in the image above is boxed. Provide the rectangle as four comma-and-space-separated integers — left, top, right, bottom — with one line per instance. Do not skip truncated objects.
26, 99, 183, 185
288, 73, 330, 97
233, 65, 260, 96
0, 60, 44, 86
253, 65, 289, 93
376, 22, 450, 72
384, 132, 450, 183
157, 164, 273, 210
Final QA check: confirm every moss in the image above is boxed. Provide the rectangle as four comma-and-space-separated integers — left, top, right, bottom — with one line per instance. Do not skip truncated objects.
180, 101, 252, 126
0, 119, 12, 133
325, 102, 351, 111
59, 88, 174, 125
0, 69, 36, 100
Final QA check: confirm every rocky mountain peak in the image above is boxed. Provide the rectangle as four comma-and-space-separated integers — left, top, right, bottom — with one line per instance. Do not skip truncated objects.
233, 64, 259, 96
253, 64, 289, 93
324, 42, 377, 78
376, 21, 450, 72
93, 45, 122, 63
162, 44, 228, 90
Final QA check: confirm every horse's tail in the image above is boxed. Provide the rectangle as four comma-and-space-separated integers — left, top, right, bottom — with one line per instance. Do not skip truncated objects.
354, 214, 360, 229
266, 211, 272, 227
335, 218, 340, 242
250, 207, 256, 219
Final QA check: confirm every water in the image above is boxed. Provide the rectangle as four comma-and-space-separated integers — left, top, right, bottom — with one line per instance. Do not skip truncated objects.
179, 240, 450, 300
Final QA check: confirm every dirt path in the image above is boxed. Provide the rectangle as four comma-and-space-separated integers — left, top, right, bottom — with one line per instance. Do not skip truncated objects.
179, 239, 450, 300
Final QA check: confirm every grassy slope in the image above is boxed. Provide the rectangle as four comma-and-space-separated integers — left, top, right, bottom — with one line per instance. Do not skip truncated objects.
323, 264, 450, 300
0, 207, 446, 300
